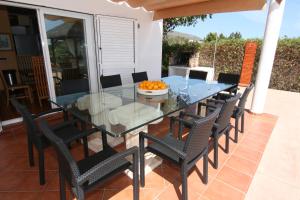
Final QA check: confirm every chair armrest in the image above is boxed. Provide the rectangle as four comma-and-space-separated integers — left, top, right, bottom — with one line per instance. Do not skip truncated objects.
198, 101, 220, 110
139, 132, 186, 159
50, 119, 78, 131
170, 116, 193, 140
33, 108, 63, 119
179, 111, 203, 120
213, 123, 219, 130
63, 127, 100, 144
77, 146, 138, 185
206, 98, 225, 105
81, 127, 100, 137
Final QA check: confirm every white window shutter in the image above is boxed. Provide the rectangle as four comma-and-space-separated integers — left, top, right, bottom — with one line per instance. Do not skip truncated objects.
99, 16, 135, 68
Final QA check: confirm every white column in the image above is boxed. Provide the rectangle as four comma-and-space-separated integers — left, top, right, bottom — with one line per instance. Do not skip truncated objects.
251, 0, 286, 114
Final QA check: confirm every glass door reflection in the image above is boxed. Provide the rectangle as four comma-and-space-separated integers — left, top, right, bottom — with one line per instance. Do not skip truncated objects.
44, 15, 89, 96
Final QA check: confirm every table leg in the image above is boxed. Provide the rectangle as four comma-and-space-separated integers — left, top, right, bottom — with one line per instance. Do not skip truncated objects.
124, 125, 162, 179
87, 125, 162, 179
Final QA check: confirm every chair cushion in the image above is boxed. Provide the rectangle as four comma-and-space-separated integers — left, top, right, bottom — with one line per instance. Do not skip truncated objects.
147, 134, 185, 163
53, 124, 85, 144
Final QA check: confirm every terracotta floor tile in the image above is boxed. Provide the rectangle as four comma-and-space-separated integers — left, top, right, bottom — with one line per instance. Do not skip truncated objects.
216, 166, 252, 192
225, 155, 258, 177
0, 170, 49, 192
139, 188, 165, 200
185, 169, 210, 194
102, 188, 136, 200
103, 173, 133, 190
245, 131, 270, 144
233, 145, 263, 164
44, 171, 60, 191
14, 171, 55, 191
208, 144, 230, 169
85, 190, 104, 200
0, 155, 31, 171
0, 113, 277, 200
195, 158, 218, 178
0, 192, 40, 200
157, 180, 201, 200
160, 162, 181, 184
245, 122, 275, 135
203, 179, 245, 200
197, 195, 210, 200
39, 191, 68, 200
142, 166, 169, 189
240, 137, 266, 153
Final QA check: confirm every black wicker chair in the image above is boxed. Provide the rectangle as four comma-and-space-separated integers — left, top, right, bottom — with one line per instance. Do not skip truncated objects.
232, 83, 254, 142
189, 70, 208, 80
217, 73, 240, 95
39, 120, 139, 200
100, 74, 122, 89
209, 83, 254, 142
179, 94, 241, 169
11, 99, 96, 185
60, 79, 89, 95
132, 71, 148, 83
139, 107, 221, 200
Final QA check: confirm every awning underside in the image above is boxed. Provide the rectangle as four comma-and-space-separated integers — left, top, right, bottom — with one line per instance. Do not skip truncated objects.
112, 0, 266, 20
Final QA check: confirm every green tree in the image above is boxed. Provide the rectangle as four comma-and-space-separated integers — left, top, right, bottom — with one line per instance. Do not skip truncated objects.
163, 15, 211, 36
228, 32, 242, 39
219, 33, 226, 40
204, 32, 218, 42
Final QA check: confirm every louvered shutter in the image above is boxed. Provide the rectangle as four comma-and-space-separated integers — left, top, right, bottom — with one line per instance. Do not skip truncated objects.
98, 16, 136, 68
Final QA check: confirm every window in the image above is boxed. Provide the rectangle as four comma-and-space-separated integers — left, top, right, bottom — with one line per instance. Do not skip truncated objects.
97, 16, 136, 68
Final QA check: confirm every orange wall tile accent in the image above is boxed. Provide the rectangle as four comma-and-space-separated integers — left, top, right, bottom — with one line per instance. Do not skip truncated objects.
240, 42, 257, 86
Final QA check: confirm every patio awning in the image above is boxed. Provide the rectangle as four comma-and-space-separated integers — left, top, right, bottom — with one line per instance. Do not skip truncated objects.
112, 0, 266, 20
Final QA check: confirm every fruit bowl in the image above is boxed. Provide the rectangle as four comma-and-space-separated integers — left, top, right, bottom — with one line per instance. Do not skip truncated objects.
137, 81, 169, 96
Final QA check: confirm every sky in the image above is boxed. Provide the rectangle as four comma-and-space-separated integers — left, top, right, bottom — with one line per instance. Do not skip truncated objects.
174, 0, 300, 39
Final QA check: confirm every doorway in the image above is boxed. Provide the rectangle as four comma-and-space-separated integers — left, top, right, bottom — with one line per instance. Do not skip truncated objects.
0, 4, 97, 123
0, 5, 50, 121
39, 8, 97, 99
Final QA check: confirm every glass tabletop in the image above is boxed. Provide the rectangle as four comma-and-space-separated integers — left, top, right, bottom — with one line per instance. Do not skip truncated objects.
50, 76, 235, 137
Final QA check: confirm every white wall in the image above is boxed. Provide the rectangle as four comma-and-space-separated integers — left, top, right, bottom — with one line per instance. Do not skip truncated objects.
3, 0, 163, 80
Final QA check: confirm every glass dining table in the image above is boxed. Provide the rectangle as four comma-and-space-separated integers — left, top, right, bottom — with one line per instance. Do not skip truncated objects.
50, 75, 235, 175
51, 76, 235, 136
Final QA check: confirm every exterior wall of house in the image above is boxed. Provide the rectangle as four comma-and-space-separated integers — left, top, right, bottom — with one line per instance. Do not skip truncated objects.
8, 0, 163, 80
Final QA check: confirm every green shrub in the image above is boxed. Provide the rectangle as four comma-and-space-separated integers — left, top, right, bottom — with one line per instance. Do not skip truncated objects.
162, 40, 201, 68
163, 38, 300, 92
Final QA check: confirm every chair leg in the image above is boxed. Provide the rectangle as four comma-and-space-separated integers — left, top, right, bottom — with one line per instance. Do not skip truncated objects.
38, 98, 43, 108
83, 136, 89, 158
59, 168, 66, 200
133, 150, 139, 200
178, 121, 184, 140
27, 137, 34, 166
38, 149, 45, 185
6, 93, 9, 106
181, 165, 188, 200
27, 87, 33, 104
241, 113, 245, 133
203, 149, 208, 184
213, 137, 219, 169
234, 117, 239, 143
139, 135, 145, 187
225, 130, 230, 154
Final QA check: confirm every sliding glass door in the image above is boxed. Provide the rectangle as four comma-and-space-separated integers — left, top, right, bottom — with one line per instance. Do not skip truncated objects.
0, 2, 97, 124
38, 8, 97, 101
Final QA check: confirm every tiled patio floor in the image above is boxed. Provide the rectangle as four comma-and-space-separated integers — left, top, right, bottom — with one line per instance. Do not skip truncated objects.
0, 112, 277, 200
